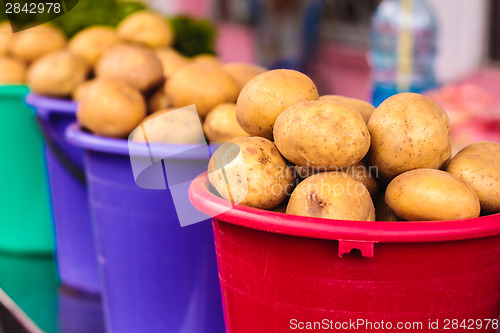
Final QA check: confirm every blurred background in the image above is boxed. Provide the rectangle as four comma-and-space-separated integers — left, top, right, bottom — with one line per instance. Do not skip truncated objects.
151, 0, 500, 150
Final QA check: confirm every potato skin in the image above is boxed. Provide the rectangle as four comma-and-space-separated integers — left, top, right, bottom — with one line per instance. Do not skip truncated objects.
27, 51, 89, 97
96, 44, 164, 92
155, 48, 190, 78
117, 11, 173, 49
367, 93, 452, 179
77, 80, 146, 138
131, 108, 203, 144
0, 22, 13, 55
0, 56, 26, 84
166, 62, 240, 118
286, 172, 375, 221
69, 26, 121, 65
386, 169, 480, 221
203, 103, 249, 142
274, 99, 370, 169
446, 141, 500, 213
236, 69, 319, 140
72, 79, 96, 102
208, 137, 295, 209
320, 95, 375, 123
295, 161, 378, 197
223, 62, 267, 90
9, 24, 66, 62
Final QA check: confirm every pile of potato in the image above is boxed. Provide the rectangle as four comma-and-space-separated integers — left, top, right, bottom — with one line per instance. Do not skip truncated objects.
0, 22, 67, 84
5, 10, 266, 144
208, 69, 500, 222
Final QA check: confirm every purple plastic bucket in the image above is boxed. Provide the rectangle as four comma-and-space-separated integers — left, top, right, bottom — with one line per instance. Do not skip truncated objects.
65, 123, 225, 333
26, 94, 100, 294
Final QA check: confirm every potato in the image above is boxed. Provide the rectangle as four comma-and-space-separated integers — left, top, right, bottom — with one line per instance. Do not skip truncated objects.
155, 48, 190, 78
367, 93, 452, 179
96, 44, 164, 92
117, 11, 173, 49
193, 54, 221, 66
72, 79, 96, 102
294, 161, 378, 197
203, 103, 249, 142
223, 62, 267, 90
287, 172, 375, 221
320, 95, 375, 123
208, 137, 295, 209
77, 80, 146, 137
446, 141, 500, 213
27, 51, 89, 97
131, 108, 203, 144
0, 56, 26, 84
236, 69, 319, 139
9, 24, 66, 62
147, 82, 170, 112
0, 22, 13, 55
375, 194, 400, 222
69, 26, 121, 65
386, 169, 480, 221
274, 99, 370, 169
166, 62, 240, 117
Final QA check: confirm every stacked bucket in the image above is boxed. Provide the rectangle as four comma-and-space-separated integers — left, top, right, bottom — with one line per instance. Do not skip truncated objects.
24, 93, 225, 333
2, 86, 500, 333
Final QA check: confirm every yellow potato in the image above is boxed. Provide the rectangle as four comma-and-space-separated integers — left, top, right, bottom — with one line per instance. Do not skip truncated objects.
274, 99, 370, 169
320, 95, 375, 123
69, 26, 121, 65
0, 56, 26, 84
385, 169, 480, 221
446, 141, 500, 213
367, 93, 452, 179
203, 103, 249, 142
193, 54, 221, 66
131, 108, 203, 144
286, 172, 375, 221
208, 137, 295, 209
117, 11, 173, 48
0, 22, 13, 55
155, 48, 190, 78
96, 44, 164, 92
72, 79, 96, 102
236, 69, 319, 139
223, 62, 267, 90
27, 51, 89, 97
77, 80, 146, 138
294, 161, 378, 197
9, 24, 66, 62
166, 62, 240, 117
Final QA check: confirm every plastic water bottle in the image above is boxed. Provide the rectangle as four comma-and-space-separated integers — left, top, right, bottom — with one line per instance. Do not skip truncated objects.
370, 0, 438, 107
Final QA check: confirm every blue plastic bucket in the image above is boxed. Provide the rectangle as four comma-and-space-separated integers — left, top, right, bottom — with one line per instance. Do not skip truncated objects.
65, 123, 225, 333
26, 94, 100, 294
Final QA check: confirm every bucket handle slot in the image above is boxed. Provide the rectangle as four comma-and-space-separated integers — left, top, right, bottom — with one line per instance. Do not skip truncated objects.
338, 240, 375, 258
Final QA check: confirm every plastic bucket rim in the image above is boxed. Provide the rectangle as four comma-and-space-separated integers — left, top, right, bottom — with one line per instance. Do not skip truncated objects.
0, 85, 29, 98
65, 122, 211, 160
26, 93, 77, 119
189, 172, 500, 244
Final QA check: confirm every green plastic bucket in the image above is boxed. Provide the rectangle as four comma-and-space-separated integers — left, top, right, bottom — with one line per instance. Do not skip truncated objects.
0, 85, 54, 254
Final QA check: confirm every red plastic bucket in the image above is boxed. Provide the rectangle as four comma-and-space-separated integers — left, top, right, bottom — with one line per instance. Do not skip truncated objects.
189, 173, 500, 333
